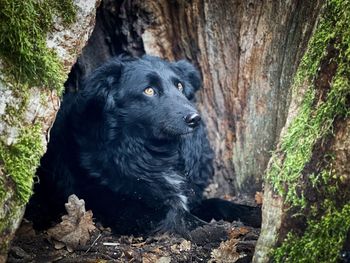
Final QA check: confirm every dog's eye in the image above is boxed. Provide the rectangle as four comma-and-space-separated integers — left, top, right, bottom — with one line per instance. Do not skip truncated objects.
177, 82, 184, 92
144, 87, 155, 96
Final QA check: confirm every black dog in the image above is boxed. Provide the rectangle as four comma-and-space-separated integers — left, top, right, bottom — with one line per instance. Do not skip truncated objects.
28, 55, 260, 236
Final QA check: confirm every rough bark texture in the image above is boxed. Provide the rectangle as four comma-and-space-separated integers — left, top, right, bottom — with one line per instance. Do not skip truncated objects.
0, 0, 100, 260
254, 1, 350, 261
68, 0, 322, 198
254, 68, 350, 262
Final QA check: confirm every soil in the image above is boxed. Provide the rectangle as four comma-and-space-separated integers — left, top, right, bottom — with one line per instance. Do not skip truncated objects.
8, 195, 261, 263
9, 221, 259, 263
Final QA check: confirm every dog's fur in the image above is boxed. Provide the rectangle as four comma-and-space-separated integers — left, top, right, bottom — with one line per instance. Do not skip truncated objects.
28, 55, 260, 236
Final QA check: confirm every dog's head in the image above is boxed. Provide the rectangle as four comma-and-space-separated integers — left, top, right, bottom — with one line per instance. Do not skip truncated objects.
77, 55, 202, 140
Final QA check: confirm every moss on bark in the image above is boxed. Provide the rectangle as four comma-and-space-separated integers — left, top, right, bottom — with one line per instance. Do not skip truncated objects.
0, 123, 44, 258
274, 179, 350, 262
0, 0, 76, 92
0, 124, 44, 206
0, 0, 77, 257
266, 0, 350, 261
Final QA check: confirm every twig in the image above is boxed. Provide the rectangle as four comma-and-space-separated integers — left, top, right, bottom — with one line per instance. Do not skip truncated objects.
103, 242, 120, 246
85, 233, 102, 254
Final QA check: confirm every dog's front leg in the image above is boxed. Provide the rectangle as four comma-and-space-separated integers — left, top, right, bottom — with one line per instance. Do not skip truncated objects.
156, 206, 206, 238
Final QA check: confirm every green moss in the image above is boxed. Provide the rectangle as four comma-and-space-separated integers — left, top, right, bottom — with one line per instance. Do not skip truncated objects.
0, 123, 44, 249
0, 124, 44, 205
274, 202, 350, 263
266, 0, 350, 261
268, 68, 350, 207
0, 174, 5, 206
0, 0, 77, 254
267, 0, 350, 207
274, 169, 350, 262
0, 0, 76, 92
291, 0, 350, 88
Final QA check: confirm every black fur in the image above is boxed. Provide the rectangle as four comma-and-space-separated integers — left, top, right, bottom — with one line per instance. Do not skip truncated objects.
27, 55, 261, 236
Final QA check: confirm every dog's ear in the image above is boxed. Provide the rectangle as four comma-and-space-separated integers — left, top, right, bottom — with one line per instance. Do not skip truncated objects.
73, 59, 123, 142
172, 60, 202, 100
80, 59, 122, 113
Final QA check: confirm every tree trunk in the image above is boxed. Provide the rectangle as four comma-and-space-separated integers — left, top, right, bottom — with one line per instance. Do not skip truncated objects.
67, 0, 322, 198
254, 1, 350, 262
0, 0, 100, 260
3, 0, 349, 261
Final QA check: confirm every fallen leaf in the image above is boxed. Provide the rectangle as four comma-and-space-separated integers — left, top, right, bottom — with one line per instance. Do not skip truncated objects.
209, 239, 241, 263
255, 191, 263, 205
229, 226, 250, 239
179, 240, 191, 252
52, 240, 65, 250
170, 244, 179, 253
151, 247, 163, 254
142, 253, 159, 263
157, 256, 171, 263
131, 241, 146, 247
47, 194, 96, 251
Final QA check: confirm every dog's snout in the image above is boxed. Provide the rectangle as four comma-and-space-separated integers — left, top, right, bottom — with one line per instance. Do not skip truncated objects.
184, 113, 201, 128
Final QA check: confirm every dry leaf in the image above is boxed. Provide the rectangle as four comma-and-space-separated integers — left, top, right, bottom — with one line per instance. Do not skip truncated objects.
170, 244, 179, 253
255, 191, 263, 205
131, 241, 146, 247
229, 226, 250, 239
47, 194, 96, 251
210, 226, 255, 263
157, 256, 171, 263
142, 253, 160, 263
179, 240, 191, 252
209, 238, 241, 263
52, 240, 65, 250
151, 247, 163, 254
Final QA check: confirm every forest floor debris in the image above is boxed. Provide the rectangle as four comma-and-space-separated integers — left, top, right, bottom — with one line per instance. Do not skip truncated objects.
46, 195, 96, 252
8, 195, 260, 263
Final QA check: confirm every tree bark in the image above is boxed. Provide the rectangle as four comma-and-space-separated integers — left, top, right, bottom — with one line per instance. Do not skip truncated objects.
141, 0, 324, 197
254, 1, 350, 261
3, 1, 349, 262
70, 0, 322, 198
56, 1, 350, 262
0, 0, 100, 260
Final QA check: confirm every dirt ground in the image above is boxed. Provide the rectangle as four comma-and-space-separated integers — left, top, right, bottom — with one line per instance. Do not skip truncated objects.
8, 194, 261, 263
9, 221, 259, 263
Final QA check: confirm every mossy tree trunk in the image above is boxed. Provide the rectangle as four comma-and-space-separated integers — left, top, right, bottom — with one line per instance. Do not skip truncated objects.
67, 0, 323, 199
254, 1, 350, 262
0, 0, 100, 260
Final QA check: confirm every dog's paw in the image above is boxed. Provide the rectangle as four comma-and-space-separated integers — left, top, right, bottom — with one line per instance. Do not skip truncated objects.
154, 208, 206, 238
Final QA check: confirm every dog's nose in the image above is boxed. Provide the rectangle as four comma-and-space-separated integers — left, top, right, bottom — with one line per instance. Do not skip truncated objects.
184, 113, 201, 128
